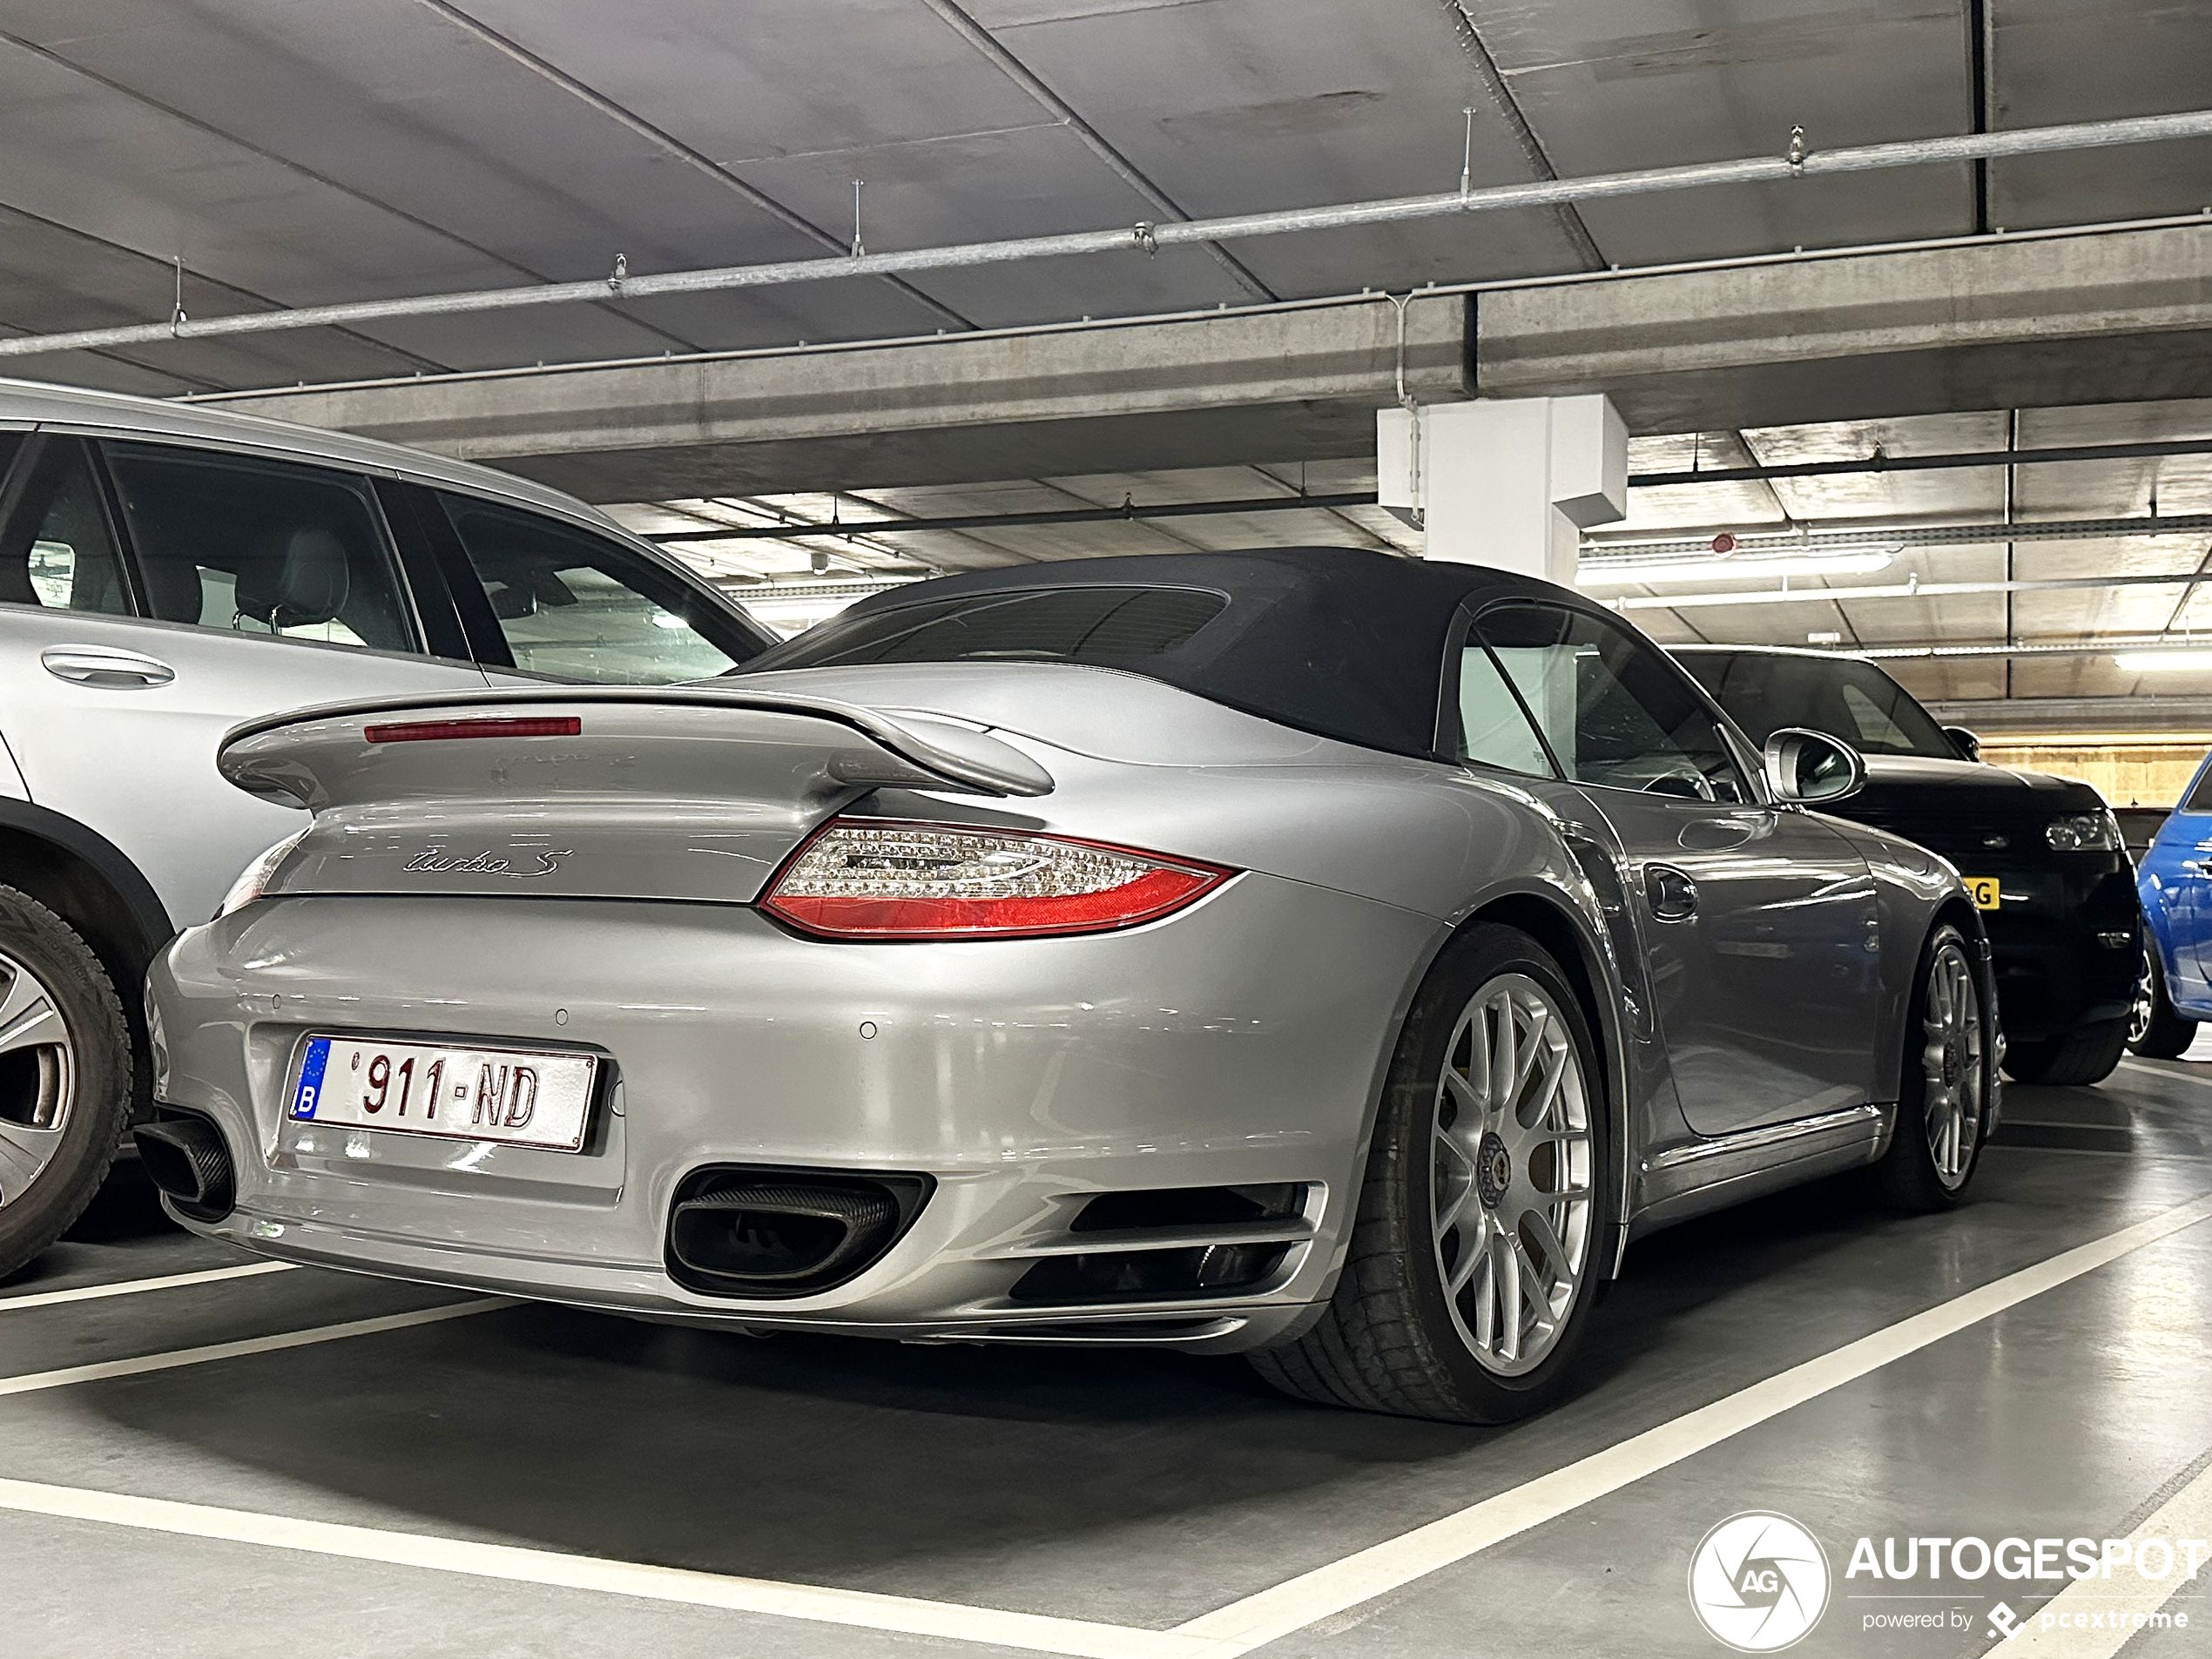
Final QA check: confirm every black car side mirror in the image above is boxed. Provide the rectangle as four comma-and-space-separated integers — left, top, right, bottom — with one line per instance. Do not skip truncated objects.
1942, 725, 1982, 762
1764, 726, 1868, 805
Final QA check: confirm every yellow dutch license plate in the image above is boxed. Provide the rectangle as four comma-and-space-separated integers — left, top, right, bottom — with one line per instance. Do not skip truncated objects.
1965, 876, 2002, 911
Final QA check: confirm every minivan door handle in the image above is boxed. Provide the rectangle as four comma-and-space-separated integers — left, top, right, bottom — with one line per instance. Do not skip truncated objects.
1644, 864, 1699, 921
41, 645, 176, 688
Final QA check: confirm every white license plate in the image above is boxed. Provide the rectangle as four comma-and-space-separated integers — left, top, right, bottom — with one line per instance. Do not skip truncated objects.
288, 1035, 599, 1151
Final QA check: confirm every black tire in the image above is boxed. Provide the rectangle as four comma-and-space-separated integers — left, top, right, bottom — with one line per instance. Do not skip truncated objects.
1871, 923, 1993, 1211
1248, 924, 1611, 1424
2127, 949, 2197, 1059
0, 886, 132, 1282
2003, 1016, 2129, 1087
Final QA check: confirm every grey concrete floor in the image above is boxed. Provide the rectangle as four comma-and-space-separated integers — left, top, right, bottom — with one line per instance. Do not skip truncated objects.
2, 1062, 2209, 1659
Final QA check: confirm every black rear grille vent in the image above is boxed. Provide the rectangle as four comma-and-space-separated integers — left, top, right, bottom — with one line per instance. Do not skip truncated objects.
667, 1165, 931, 1298
1009, 1183, 1312, 1306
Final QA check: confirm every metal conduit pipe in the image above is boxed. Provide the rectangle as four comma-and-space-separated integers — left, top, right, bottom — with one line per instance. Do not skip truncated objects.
7, 107, 2212, 362
1588, 513, 2212, 563
1608, 569, 2212, 611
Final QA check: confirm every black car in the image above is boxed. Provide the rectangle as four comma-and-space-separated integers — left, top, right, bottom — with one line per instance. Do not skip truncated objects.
1676, 646, 2141, 1086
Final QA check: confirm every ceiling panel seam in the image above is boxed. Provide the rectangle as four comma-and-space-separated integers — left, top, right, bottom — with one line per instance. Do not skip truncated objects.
0, 196, 452, 380
914, 0, 1277, 303
1438, 0, 1605, 273
405, 0, 976, 333
0, 27, 697, 361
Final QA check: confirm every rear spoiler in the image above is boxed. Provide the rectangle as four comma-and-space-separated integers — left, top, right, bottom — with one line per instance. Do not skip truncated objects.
219, 684, 1055, 809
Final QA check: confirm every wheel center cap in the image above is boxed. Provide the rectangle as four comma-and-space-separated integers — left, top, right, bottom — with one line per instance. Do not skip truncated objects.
1942, 1040, 1961, 1088
1475, 1131, 1512, 1210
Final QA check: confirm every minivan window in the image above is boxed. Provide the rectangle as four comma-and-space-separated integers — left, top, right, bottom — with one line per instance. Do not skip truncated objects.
0, 438, 129, 617
104, 442, 417, 653
437, 495, 748, 685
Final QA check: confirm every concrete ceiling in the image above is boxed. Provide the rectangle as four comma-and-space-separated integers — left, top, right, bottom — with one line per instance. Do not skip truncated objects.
4, 0, 2211, 393
6, 2, 2212, 725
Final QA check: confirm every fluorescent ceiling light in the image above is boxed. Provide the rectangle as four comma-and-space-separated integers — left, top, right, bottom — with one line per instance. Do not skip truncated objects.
2115, 651, 2212, 672
1575, 548, 1897, 587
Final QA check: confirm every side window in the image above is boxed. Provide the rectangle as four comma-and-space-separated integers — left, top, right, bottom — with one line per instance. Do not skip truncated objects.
2184, 761, 2212, 814
0, 438, 129, 617
1456, 643, 1554, 777
436, 493, 748, 685
1476, 603, 1750, 804
103, 442, 418, 653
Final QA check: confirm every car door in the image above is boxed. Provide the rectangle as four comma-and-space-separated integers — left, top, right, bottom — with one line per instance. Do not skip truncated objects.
1475, 601, 1880, 1136
0, 433, 490, 928
385, 482, 773, 686
2146, 761, 2212, 1007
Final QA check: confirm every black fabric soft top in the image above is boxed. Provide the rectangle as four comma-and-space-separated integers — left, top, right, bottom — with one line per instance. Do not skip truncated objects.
745, 547, 1566, 759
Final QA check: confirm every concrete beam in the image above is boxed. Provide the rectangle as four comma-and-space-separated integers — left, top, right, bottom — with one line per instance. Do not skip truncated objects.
1478, 222, 2212, 432
208, 298, 1469, 502
205, 225, 2212, 500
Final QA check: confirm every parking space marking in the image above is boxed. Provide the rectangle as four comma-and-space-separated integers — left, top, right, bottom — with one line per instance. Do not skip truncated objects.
1168, 1188, 2212, 1656
2119, 1060, 2212, 1090
0, 1476, 1202, 1659
0, 1260, 296, 1313
2, 1191, 2206, 1659
1993, 1457, 2212, 1656
0, 1298, 506, 1398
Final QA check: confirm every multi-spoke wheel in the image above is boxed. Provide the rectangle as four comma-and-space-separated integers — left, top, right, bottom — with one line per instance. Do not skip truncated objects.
1250, 924, 1609, 1423
1871, 923, 1993, 1211
0, 951, 76, 1205
2127, 948, 2197, 1059
1429, 974, 1594, 1375
0, 886, 132, 1282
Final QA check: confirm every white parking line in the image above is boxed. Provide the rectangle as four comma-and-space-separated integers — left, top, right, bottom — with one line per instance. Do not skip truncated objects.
1993, 1458, 2212, 1656
0, 1194, 2206, 1659
1169, 1189, 2212, 1656
0, 1260, 297, 1312
2118, 1059, 2212, 1090
0, 1298, 506, 1399
0, 1477, 1194, 1659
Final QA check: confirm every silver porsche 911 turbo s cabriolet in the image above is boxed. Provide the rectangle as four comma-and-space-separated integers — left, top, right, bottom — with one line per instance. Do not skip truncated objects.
142, 549, 1998, 1424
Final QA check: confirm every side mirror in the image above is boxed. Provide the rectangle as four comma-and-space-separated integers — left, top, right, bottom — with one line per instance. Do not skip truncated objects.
1764, 726, 1868, 805
1942, 725, 1981, 762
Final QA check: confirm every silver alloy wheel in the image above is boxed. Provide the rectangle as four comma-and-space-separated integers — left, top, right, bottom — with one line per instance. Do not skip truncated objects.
0, 951, 73, 1207
1430, 972, 1595, 1376
1922, 940, 1984, 1190
2130, 952, 2156, 1046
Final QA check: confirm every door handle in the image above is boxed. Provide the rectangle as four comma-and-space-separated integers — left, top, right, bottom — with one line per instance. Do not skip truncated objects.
40, 645, 176, 688
1645, 864, 1698, 921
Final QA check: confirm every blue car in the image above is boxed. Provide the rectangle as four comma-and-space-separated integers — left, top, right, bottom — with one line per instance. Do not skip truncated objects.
2131, 758, 2212, 1056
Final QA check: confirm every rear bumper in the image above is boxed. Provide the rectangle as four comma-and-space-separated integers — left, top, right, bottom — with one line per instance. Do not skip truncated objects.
148, 880, 1441, 1352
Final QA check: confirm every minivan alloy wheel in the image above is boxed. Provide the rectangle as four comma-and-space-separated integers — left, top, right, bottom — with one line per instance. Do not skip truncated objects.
1431, 972, 1595, 1375
1920, 939, 1983, 1189
0, 950, 74, 1204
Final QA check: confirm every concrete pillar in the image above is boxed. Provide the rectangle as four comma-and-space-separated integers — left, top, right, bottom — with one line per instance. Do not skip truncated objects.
1377, 395, 1628, 584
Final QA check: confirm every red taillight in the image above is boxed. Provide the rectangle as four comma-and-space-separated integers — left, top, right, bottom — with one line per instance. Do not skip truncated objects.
364, 716, 582, 744
763, 818, 1231, 941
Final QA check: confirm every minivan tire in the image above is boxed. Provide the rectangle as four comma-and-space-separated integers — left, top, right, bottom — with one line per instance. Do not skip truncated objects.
0, 886, 133, 1282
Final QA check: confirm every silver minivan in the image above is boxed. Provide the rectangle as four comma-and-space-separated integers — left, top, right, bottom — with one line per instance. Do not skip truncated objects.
0, 377, 773, 1278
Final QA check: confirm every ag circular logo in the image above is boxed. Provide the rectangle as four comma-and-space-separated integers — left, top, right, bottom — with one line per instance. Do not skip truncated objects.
1687, 1512, 1831, 1651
